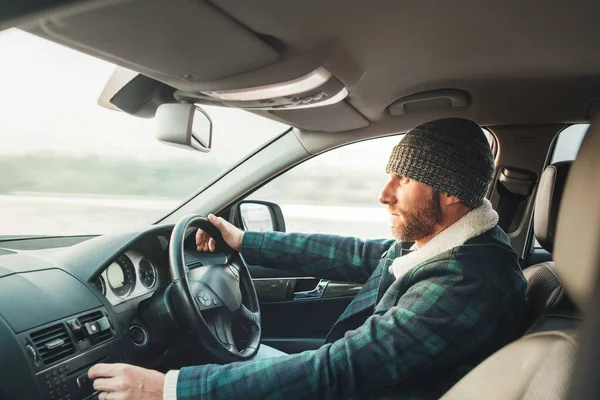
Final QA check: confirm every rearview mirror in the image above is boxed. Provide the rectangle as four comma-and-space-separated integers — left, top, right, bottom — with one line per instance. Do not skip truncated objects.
155, 103, 212, 152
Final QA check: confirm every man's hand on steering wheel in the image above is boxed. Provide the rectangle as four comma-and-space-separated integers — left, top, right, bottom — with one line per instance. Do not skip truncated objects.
195, 214, 244, 253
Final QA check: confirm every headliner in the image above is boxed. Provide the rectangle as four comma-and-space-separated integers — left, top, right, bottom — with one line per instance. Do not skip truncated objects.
6, 0, 600, 134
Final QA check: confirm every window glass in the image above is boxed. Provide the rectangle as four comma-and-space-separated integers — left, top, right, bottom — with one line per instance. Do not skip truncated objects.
248, 129, 493, 239
550, 124, 588, 163
0, 29, 287, 236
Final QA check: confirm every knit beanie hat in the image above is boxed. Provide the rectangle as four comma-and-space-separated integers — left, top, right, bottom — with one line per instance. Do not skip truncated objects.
386, 118, 495, 208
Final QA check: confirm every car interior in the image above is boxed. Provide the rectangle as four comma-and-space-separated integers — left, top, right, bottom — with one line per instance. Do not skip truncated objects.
1, 1, 600, 399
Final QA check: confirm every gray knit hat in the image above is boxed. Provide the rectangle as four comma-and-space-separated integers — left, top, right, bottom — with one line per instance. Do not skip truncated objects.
386, 118, 494, 208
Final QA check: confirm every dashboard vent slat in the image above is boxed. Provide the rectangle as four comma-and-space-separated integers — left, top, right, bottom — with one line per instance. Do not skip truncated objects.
90, 330, 113, 346
30, 324, 75, 366
78, 311, 103, 326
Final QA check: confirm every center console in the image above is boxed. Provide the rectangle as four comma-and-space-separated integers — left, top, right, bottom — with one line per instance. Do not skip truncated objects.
19, 308, 122, 400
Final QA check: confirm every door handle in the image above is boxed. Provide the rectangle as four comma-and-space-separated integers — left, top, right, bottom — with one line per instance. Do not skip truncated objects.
293, 279, 329, 300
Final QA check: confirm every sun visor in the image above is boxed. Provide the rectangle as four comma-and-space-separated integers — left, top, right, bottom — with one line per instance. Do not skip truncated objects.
26, 0, 279, 85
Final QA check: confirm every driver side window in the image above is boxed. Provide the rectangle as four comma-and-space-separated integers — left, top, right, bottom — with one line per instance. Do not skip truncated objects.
246, 135, 403, 239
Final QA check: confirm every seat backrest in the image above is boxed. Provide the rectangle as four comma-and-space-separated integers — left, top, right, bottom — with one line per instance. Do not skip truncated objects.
442, 120, 600, 400
442, 158, 583, 400
441, 330, 577, 400
522, 262, 579, 334
521, 162, 574, 332
533, 161, 571, 255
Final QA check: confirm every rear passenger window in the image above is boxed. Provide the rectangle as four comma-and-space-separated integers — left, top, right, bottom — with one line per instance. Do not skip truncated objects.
550, 124, 588, 163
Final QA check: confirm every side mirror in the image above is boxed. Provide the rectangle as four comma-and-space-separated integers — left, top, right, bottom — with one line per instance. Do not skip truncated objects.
231, 201, 286, 233
155, 103, 212, 152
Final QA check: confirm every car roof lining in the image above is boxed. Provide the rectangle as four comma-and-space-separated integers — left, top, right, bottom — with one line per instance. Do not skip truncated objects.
5, 0, 600, 137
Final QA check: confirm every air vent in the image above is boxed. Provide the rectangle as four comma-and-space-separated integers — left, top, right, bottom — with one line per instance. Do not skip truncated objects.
78, 311, 103, 325
78, 311, 113, 346
90, 330, 112, 346
30, 324, 75, 366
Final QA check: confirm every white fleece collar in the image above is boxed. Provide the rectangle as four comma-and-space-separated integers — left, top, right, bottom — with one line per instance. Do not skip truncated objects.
389, 199, 499, 279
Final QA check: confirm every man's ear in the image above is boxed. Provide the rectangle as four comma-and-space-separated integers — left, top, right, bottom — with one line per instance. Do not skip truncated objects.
441, 193, 463, 206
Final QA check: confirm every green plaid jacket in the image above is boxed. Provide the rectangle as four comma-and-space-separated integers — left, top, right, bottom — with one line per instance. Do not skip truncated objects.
177, 226, 527, 399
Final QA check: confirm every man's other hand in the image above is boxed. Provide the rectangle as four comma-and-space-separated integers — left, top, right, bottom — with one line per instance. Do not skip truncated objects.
195, 213, 244, 252
88, 363, 165, 400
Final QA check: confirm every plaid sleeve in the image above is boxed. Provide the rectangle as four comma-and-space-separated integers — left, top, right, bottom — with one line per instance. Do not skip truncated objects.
241, 231, 395, 283
175, 260, 501, 400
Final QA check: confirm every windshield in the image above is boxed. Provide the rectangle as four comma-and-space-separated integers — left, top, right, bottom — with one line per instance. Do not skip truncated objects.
0, 29, 288, 236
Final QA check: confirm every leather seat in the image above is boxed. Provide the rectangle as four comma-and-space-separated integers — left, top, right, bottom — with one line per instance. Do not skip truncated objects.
441, 121, 600, 400
522, 161, 579, 334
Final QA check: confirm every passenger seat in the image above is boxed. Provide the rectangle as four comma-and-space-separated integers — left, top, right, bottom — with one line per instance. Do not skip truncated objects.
441, 120, 600, 400
522, 161, 579, 333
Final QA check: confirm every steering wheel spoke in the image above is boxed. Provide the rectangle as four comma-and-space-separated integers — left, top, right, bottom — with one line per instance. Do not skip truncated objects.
237, 304, 260, 327
207, 312, 237, 351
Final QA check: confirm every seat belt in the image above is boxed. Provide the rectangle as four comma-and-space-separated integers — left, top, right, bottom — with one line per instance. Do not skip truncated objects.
496, 167, 536, 233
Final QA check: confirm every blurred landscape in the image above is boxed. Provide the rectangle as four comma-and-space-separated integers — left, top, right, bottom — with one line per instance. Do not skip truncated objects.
0, 152, 387, 207
0, 152, 392, 238
0, 30, 397, 240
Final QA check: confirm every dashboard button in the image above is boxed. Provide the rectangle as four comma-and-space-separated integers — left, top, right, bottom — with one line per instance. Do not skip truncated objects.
76, 373, 89, 388
129, 325, 148, 346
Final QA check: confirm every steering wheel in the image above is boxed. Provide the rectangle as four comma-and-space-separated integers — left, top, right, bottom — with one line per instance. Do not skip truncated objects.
168, 214, 261, 363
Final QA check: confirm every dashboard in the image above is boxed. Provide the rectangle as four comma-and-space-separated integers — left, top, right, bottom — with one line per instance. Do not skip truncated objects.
0, 225, 219, 400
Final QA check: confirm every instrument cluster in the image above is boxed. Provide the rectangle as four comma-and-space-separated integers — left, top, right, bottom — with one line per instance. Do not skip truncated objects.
93, 250, 159, 306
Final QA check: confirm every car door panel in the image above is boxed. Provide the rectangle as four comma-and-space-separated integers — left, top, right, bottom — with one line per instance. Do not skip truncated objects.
259, 296, 354, 353
248, 265, 360, 353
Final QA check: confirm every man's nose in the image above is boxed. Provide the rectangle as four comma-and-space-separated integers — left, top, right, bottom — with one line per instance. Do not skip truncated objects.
379, 182, 395, 205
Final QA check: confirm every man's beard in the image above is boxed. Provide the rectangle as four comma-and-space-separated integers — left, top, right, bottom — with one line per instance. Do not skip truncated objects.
390, 190, 443, 242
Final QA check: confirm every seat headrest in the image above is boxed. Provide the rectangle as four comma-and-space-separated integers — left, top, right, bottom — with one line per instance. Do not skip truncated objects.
555, 122, 600, 311
534, 161, 572, 253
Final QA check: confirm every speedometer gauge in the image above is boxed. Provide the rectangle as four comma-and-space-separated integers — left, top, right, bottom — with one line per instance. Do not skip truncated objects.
139, 258, 157, 289
107, 254, 136, 298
